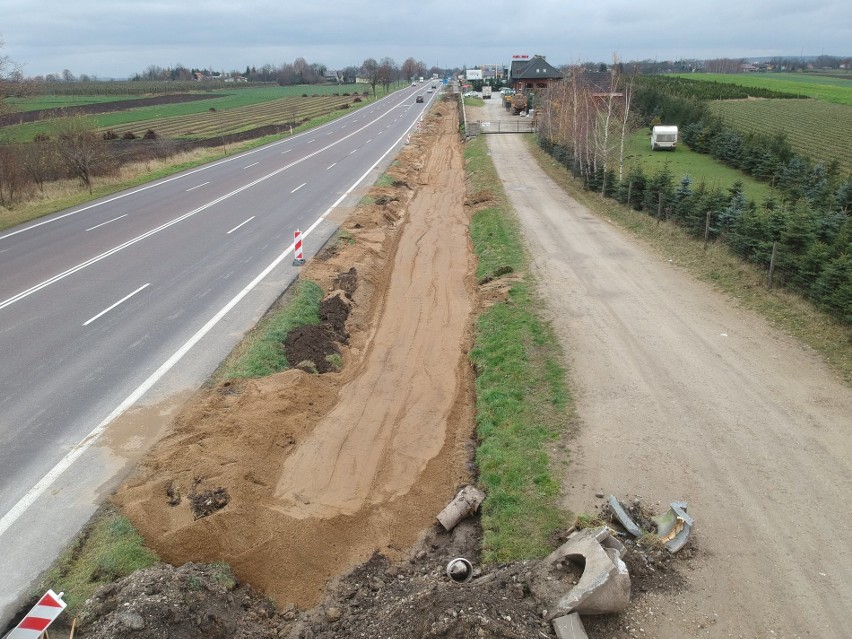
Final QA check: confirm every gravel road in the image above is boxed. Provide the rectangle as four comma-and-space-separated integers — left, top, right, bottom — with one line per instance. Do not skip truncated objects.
479, 104, 852, 638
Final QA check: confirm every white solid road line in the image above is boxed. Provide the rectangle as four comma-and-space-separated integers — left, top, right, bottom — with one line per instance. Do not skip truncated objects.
0, 98, 425, 540
0, 89, 409, 244
327, 163, 336, 170
186, 181, 210, 192
227, 216, 255, 235
85, 214, 128, 232
0, 102, 410, 313
291, 183, 307, 193
83, 283, 151, 326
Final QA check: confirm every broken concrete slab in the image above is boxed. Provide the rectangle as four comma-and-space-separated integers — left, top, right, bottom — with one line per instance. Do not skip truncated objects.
545, 526, 631, 617
652, 502, 694, 553
553, 612, 589, 639
437, 485, 486, 531
608, 495, 643, 537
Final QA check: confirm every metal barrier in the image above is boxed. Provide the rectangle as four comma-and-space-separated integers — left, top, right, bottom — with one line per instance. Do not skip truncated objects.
477, 119, 536, 134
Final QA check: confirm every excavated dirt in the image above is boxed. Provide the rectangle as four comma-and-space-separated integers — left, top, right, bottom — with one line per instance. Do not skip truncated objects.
113, 97, 478, 611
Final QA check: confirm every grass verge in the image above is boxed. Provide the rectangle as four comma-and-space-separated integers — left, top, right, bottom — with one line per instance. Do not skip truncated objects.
526, 135, 852, 385
218, 279, 324, 380
465, 134, 572, 562
36, 506, 158, 616
0, 88, 399, 233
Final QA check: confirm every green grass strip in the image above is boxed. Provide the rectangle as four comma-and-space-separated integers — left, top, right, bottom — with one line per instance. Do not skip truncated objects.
38, 506, 158, 615
465, 135, 571, 562
223, 279, 323, 379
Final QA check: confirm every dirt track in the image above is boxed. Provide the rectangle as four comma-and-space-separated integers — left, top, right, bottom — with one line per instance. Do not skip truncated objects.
111, 94, 852, 637
483, 124, 852, 638
115, 98, 476, 608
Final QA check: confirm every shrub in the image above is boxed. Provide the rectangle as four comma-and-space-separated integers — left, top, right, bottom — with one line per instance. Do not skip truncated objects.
353, 97, 362, 103
34, 133, 51, 142
302, 93, 308, 98
122, 131, 137, 140
337, 103, 350, 110
142, 129, 157, 140
102, 130, 119, 140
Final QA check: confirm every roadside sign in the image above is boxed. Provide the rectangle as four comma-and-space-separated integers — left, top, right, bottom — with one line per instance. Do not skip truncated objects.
7, 590, 67, 639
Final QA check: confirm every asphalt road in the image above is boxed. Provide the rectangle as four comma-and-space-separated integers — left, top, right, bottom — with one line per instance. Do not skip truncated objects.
0, 82, 442, 624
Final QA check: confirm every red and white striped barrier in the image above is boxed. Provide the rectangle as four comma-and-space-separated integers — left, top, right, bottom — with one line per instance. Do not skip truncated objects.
292, 228, 305, 266
7, 590, 66, 639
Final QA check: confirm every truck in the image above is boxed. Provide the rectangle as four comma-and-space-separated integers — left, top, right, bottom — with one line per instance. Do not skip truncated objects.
651, 125, 678, 151
482, 86, 492, 99
510, 93, 528, 115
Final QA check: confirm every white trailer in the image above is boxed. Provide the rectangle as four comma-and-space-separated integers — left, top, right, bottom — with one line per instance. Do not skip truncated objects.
651, 125, 678, 151
482, 86, 492, 99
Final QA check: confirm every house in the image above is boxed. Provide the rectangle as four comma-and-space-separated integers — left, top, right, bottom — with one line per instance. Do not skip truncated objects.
509, 55, 563, 92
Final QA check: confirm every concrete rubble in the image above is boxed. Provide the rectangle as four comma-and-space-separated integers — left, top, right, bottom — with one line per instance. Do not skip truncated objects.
608, 495, 695, 553
553, 612, 589, 639
607, 495, 642, 537
652, 501, 694, 553
544, 526, 631, 620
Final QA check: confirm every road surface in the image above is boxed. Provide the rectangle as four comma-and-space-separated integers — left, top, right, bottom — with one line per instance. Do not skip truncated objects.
0, 83, 439, 624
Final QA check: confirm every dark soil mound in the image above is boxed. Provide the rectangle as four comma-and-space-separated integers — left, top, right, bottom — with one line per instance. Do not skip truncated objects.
284, 324, 340, 373
319, 292, 351, 342
333, 267, 358, 297
76, 563, 287, 639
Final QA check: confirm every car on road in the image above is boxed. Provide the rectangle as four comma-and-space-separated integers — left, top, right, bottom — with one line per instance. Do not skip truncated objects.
416, 95, 424, 103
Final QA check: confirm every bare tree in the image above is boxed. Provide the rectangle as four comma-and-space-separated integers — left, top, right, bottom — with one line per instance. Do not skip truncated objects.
0, 37, 23, 116
52, 115, 105, 192
361, 58, 379, 97
617, 64, 637, 181
377, 57, 398, 92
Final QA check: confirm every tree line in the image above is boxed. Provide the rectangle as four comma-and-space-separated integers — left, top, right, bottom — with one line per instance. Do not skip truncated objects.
536, 69, 851, 323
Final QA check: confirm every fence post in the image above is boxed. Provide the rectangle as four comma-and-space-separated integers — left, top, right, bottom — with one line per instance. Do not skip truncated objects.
767, 241, 778, 289
703, 211, 712, 250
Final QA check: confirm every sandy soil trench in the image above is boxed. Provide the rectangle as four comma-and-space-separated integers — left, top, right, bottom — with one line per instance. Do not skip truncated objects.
115, 98, 477, 608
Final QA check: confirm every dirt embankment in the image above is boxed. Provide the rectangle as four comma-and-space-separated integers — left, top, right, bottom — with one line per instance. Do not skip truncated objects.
114, 97, 478, 610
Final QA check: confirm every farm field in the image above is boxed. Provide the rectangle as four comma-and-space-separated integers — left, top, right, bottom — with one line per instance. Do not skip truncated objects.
0, 84, 386, 142
709, 98, 852, 176
673, 72, 852, 105
625, 128, 774, 203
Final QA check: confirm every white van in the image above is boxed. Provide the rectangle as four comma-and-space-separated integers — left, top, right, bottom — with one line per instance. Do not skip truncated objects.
651, 125, 678, 151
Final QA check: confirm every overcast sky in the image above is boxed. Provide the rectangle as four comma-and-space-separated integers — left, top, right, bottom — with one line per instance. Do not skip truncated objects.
1, 0, 850, 79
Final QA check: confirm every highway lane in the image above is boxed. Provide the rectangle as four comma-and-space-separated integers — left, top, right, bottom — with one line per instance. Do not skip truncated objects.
0, 82, 442, 623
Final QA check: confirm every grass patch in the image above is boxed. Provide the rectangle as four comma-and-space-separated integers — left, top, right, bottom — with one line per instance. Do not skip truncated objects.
464, 96, 485, 108
624, 128, 775, 203
465, 135, 572, 562
672, 72, 852, 106
37, 506, 158, 616
527, 135, 852, 385
220, 279, 323, 379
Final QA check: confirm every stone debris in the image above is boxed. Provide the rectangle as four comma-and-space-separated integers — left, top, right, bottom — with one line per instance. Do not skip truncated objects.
544, 526, 631, 619
437, 485, 486, 531
553, 612, 589, 639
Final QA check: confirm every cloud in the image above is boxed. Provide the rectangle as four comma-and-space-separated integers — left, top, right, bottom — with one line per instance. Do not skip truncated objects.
1, 0, 849, 78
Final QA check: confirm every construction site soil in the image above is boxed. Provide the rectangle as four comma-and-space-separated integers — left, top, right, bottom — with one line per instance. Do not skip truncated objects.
32, 96, 695, 638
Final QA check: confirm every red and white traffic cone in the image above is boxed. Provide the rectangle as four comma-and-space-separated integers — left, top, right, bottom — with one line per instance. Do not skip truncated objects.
292, 228, 305, 266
